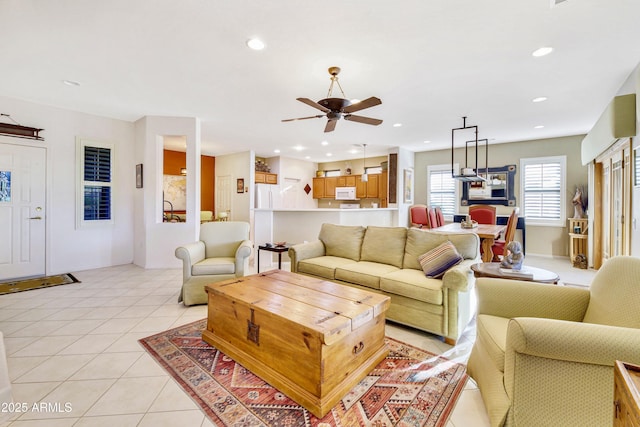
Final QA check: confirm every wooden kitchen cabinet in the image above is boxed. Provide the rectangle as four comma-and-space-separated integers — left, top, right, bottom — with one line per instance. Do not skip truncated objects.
379, 171, 388, 207
256, 172, 277, 184
337, 175, 357, 187
614, 361, 640, 427
366, 174, 379, 198
355, 175, 367, 198
324, 177, 338, 198
312, 177, 325, 198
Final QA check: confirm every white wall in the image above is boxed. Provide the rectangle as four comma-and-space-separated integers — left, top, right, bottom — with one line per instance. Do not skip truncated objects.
134, 116, 201, 269
215, 151, 252, 223
393, 146, 415, 227
276, 156, 318, 209
0, 96, 136, 274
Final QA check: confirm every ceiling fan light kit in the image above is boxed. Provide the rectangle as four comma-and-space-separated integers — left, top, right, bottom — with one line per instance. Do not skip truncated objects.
282, 67, 383, 133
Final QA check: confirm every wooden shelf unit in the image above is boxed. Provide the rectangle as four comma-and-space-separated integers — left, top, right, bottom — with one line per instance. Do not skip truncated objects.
614, 360, 640, 426
568, 218, 589, 266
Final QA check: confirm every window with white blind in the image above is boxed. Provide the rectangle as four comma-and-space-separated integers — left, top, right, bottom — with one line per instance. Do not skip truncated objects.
77, 138, 114, 228
520, 156, 566, 226
427, 164, 458, 217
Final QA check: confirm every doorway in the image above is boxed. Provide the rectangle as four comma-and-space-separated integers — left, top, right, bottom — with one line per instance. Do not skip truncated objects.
0, 143, 46, 280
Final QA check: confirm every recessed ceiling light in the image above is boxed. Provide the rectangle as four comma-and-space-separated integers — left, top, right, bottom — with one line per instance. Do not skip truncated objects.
393, 123, 402, 127
246, 38, 265, 50
423, 140, 431, 144
62, 79, 80, 87
293, 145, 304, 151
321, 140, 329, 146
534, 125, 545, 129
305, 156, 311, 159
532, 47, 553, 57
326, 153, 333, 157
532, 97, 548, 103
274, 149, 280, 153
349, 149, 359, 154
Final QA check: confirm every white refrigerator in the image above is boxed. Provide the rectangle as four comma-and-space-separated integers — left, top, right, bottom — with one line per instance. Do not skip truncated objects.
255, 184, 282, 209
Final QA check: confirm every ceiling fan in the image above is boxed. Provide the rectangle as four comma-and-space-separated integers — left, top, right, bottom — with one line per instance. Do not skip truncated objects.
282, 66, 383, 133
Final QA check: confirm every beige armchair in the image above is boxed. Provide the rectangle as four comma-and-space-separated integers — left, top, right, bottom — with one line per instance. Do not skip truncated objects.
467, 256, 640, 427
175, 221, 252, 306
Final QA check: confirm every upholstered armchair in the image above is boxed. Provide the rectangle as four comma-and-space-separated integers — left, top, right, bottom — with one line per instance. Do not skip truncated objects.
467, 256, 640, 427
175, 221, 252, 306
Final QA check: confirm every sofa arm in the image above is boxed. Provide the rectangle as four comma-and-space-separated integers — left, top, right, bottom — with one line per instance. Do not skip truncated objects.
175, 241, 206, 282
288, 240, 325, 272
442, 259, 476, 292
506, 317, 640, 367
234, 239, 253, 277
476, 278, 591, 321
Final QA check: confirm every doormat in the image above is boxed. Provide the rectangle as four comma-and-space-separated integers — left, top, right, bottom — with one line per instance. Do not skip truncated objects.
140, 319, 468, 427
0, 273, 80, 295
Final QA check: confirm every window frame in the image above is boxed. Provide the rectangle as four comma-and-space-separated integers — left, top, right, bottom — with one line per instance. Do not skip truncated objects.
520, 155, 566, 227
76, 137, 115, 228
427, 163, 459, 220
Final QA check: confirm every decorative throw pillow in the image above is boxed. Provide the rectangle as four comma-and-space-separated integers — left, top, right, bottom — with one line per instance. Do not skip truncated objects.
418, 240, 463, 278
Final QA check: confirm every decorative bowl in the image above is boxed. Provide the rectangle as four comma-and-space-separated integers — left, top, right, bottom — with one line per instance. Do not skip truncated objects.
274, 241, 286, 247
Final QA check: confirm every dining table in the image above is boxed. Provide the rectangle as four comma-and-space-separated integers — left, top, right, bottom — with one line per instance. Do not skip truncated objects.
431, 222, 506, 263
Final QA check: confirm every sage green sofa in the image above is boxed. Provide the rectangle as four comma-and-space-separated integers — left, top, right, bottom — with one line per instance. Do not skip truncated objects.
288, 223, 481, 344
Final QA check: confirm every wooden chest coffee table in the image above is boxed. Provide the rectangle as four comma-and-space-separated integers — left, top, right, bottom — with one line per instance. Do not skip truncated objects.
202, 270, 390, 418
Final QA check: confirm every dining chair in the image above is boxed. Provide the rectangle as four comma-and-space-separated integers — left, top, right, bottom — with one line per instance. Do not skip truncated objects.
469, 205, 497, 224
409, 204, 430, 228
492, 207, 519, 261
434, 206, 445, 227
428, 208, 438, 229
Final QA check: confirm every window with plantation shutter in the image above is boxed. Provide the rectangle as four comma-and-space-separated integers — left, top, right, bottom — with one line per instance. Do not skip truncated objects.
77, 138, 114, 227
520, 156, 566, 226
428, 164, 458, 217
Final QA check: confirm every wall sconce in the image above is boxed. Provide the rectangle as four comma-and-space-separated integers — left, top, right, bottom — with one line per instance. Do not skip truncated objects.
180, 168, 187, 175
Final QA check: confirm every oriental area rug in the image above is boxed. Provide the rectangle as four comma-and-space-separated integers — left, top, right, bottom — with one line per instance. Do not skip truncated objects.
140, 319, 468, 427
0, 273, 80, 295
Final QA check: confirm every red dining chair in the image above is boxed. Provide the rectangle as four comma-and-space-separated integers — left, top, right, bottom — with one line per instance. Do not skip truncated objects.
434, 207, 445, 227
428, 208, 438, 229
492, 207, 519, 261
409, 204, 430, 228
469, 205, 497, 224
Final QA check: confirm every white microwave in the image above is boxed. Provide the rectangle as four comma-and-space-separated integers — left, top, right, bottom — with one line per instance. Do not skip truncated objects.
335, 187, 357, 200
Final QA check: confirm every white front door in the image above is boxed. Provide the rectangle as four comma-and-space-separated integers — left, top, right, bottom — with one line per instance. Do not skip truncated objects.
0, 143, 46, 280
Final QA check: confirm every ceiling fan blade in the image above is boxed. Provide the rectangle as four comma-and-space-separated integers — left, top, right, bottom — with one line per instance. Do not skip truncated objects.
343, 114, 383, 126
281, 115, 324, 122
297, 98, 331, 113
342, 96, 382, 113
324, 119, 338, 133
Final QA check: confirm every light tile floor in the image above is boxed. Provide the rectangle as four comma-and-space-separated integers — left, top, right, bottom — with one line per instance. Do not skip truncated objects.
0, 256, 596, 427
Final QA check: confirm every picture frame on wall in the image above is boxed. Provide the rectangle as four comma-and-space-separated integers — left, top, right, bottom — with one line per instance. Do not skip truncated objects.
136, 164, 143, 188
403, 168, 413, 203
237, 178, 244, 193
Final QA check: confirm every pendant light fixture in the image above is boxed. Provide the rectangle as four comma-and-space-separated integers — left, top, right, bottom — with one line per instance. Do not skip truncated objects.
361, 143, 368, 182
451, 116, 488, 182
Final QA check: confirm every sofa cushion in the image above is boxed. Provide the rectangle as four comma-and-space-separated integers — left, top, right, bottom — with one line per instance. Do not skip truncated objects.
475, 314, 510, 373
418, 241, 463, 278
360, 226, 407, 268
335, 261, 399, 290
404, 228, 478, 270
192, 257, 236, 275
380, 269, 443, 305
318, 223, 366, 261
297, 256, 357, 280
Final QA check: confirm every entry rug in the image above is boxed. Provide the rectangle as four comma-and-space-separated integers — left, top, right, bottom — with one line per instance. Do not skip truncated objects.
0, 273, 80, 295
139, 319, 468, 427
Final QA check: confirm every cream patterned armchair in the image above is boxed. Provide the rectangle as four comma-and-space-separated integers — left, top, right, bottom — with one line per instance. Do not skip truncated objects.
175, 221, 252, 306
467, 256, 640, 427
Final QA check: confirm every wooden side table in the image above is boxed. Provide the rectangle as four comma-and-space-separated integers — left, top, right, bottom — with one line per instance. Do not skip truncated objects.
471, 262, 560, 284
614, 360, 640, 426
257, 244, 289, 273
